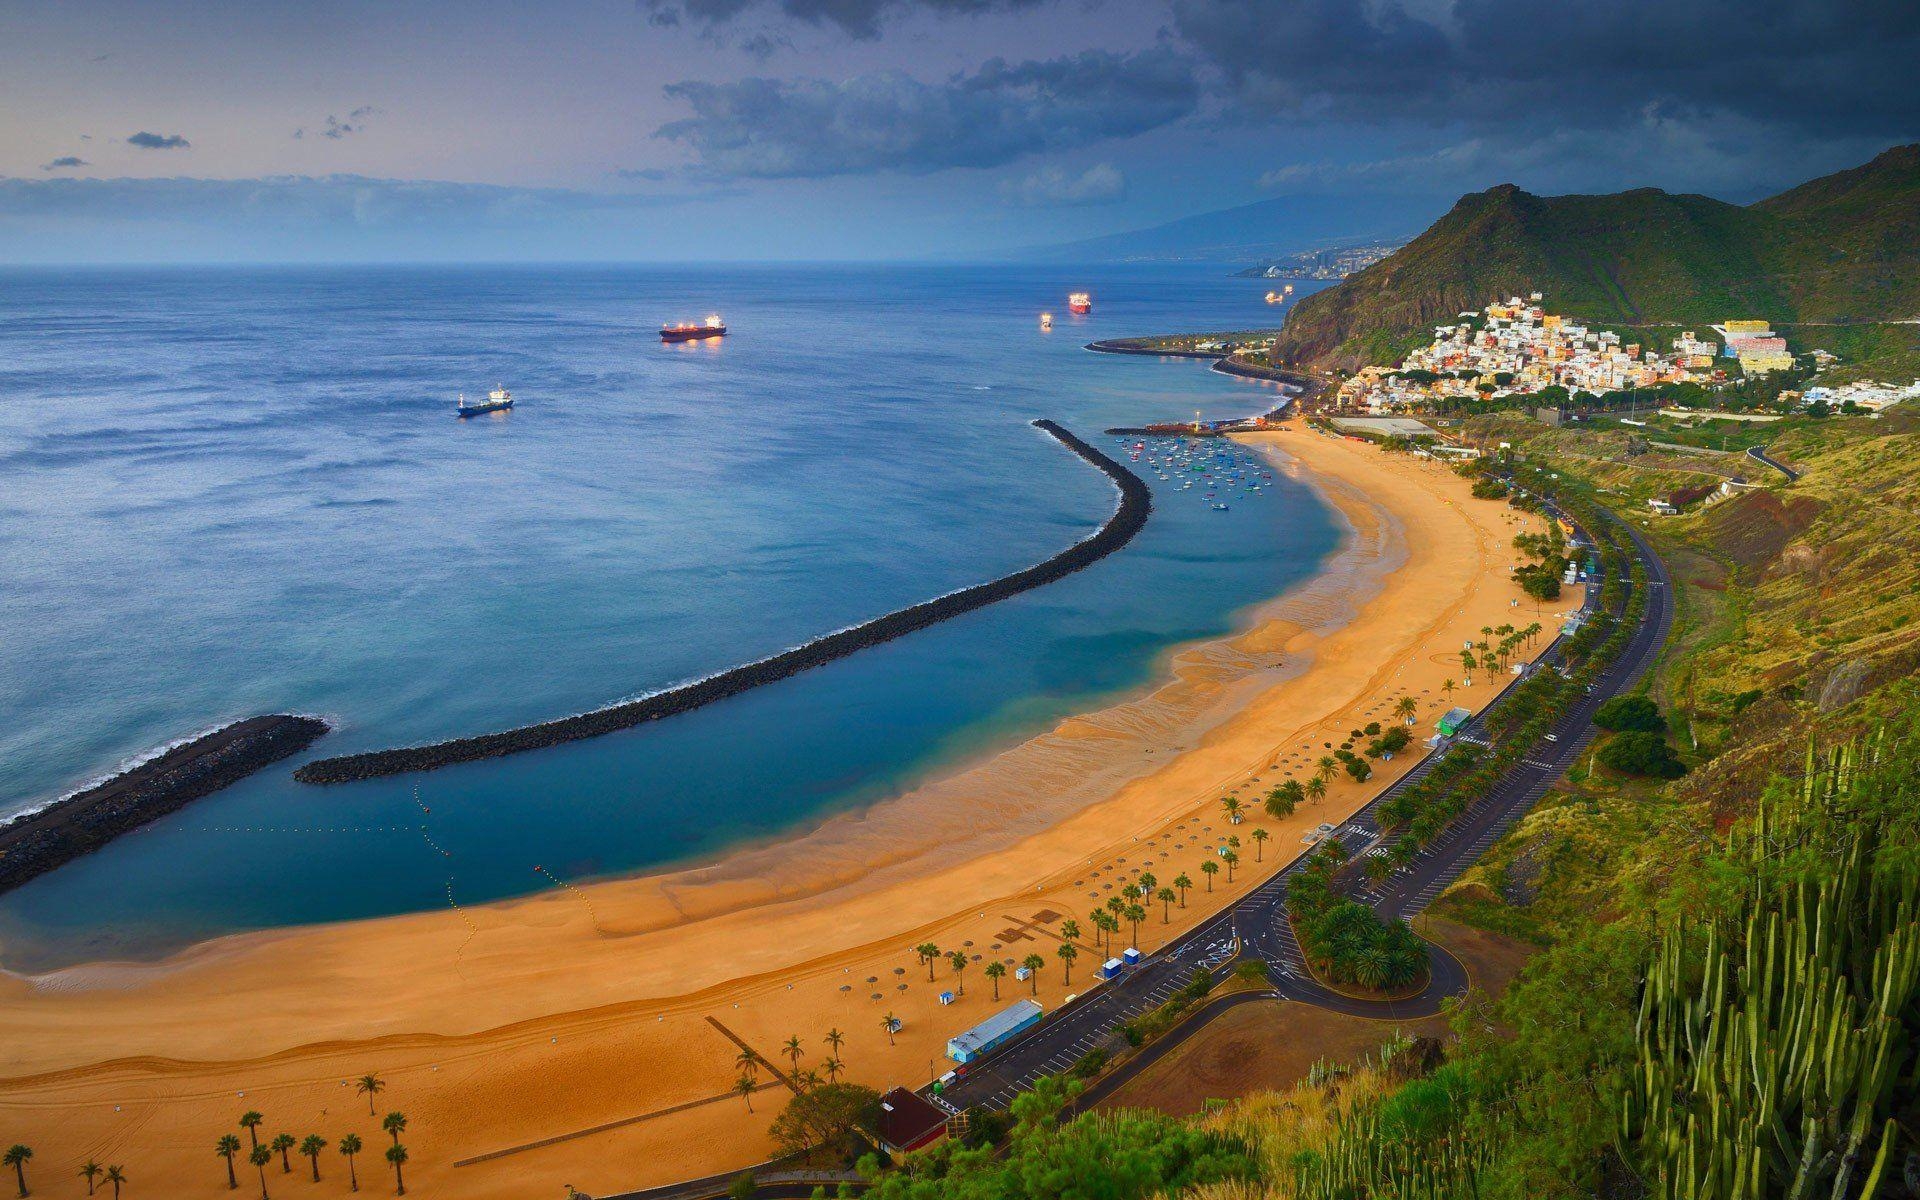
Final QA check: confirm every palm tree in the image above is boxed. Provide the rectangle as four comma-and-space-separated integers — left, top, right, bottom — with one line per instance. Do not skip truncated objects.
1305, 775, 1327, 803
1156, 886, 1176, 920
80, 1161, 102, 1196
1059, 918, 1080, 948
914, 942, 941, 981
824, 1027, 845, 1064
1251, 827, 1270, 861
338, 1134, 363, 1194
355, 1074, 385, 1117
3, 1146, 29, 1199
782, 1036, 805, 1076
239, 1112, 264, 1151
1100, 911, 1120, 949
249, 1145, 272, 1200
735, 1074, 757, 1112
734, 1047, 759, 1081
271, 1133, 296, 1173
300, 1136, 327, 1182
1087, 909, 1107, 952
1022, 953, 1045, 995
796, 1068, 822, 1092
1173, 873, 1192, 907
1136, 871, 1157, 896
1056, 942, 1077, 985
1220, 795, 1244, 824
984, 961, 1006, 1000
946, 950, 969, 995
217, 1135, 242, 1190
880, 1012, 898, 1045
102, 1166, 125, 1200
1201, 859, 1219, 891
1396, 696, 1418, 725
1223, 849, 1240, 883
380, 1113, 407, 1149
384, 1144, 408, 1197
1315, 756, 1339, 785
1442, 678, 1457, 698
822, 1056, 845, 1083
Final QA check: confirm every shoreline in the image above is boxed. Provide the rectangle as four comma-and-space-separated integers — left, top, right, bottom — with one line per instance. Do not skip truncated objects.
293, 420, 1148, 785
0, 418, 1555, 1200
0, 715, 330, 895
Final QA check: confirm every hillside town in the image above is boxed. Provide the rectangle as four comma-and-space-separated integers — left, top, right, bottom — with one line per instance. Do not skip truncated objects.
1334, 297, 1815, 412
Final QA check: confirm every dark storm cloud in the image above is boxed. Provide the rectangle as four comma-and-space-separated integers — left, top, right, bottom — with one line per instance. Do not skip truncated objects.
655, 49, 1198, 177
646, 0, 1042, 40
126, 131, 190, 150
1173, 0, 1920, 136
41, 156, 89, 171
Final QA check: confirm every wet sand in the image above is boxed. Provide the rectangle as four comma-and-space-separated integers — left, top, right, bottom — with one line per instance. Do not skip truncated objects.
0, 421, 1571, 1199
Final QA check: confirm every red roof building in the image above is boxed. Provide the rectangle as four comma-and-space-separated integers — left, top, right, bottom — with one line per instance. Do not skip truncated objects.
876, 1087, 950, 1154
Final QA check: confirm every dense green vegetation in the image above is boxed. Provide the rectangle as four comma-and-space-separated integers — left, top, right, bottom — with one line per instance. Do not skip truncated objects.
1271, 144, 1920, 372
848, 1077, 1258, 1200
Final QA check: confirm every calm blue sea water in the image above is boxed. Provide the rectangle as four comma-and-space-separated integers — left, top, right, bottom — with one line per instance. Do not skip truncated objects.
0, 263, 1338, 968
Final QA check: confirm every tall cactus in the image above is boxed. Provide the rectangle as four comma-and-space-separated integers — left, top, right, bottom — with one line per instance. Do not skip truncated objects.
1618, 736, 1919, 1200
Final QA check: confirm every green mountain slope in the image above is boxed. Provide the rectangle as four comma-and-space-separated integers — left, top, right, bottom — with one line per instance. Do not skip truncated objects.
1273, 144, 1920, 371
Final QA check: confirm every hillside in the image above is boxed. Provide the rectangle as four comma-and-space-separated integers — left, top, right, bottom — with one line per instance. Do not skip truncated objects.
1272, 144, 1920, 371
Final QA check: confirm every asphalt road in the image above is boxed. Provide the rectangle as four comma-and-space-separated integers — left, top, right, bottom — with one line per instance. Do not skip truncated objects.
934, 501, 1673, 1115
1746, 445, 1800, 482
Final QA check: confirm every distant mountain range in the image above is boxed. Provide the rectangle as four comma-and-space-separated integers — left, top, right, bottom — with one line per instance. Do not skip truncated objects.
1271, 144, 1920, 370
1017, 192, 1446, 264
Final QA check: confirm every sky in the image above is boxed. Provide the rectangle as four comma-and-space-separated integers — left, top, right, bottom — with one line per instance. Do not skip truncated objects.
1, 0, 1915, 262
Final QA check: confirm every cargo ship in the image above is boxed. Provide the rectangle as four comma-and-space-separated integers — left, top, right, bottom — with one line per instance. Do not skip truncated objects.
661, 314, 726, 342
1068, 292, 1092, 314
456, 386, 513, 417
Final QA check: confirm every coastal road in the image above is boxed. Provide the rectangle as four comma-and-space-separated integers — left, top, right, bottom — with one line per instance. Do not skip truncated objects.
933, 500, 1671, 1115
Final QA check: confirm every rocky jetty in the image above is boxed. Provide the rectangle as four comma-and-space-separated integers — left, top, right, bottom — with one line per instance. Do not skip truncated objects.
294, 420, 1150, 784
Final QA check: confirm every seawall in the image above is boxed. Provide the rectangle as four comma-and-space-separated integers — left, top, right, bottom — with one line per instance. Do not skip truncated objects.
0, 715, 331, 894
294, 420, 1151, 785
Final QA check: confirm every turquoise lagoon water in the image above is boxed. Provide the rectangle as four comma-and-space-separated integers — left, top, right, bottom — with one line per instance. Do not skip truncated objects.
0, 263, 1338, 968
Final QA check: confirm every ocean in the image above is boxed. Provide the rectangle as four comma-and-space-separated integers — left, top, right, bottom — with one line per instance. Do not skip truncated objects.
0, 262, 1338, 968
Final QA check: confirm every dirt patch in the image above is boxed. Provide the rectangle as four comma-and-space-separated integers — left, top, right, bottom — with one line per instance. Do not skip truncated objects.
1096, 918, 1533, 1116
1699, 490, 1823, 578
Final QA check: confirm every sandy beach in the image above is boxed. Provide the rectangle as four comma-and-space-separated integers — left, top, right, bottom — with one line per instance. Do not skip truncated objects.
0, 421, 1568, 1198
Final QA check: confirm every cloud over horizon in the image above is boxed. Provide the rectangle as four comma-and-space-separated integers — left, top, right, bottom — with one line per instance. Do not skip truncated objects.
655, 49, 1198, 178
40, 157, 89, 171
126, 131, 191, 150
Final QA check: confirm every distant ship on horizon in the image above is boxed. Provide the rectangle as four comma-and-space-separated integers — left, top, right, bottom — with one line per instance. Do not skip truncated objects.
456, 386, 513, 417
662, 314, 727, 342
1068, 292, 1092, 314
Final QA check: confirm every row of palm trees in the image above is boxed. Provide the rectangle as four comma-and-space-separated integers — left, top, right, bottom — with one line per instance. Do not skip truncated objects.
213, 1078, 411, 1198
1, 1145, 126, 1199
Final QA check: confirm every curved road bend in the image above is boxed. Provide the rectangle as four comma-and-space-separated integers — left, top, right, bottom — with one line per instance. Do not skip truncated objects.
1746, 445, 1800, 482
934, 502, 1672, 1115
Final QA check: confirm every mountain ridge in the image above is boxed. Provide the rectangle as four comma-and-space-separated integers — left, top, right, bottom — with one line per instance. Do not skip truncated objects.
1270, 144, 1920, 371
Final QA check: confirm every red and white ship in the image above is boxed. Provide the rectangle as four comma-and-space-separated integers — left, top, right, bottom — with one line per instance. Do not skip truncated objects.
1068, 292, 1092, 314
661, 314, 727, 342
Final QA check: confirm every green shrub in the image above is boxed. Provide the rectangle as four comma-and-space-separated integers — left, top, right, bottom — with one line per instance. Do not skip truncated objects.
1597, 731, 1687, 778
1593, 695, 1665, 732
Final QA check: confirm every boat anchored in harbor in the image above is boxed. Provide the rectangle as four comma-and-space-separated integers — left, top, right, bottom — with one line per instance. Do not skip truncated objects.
1068, 291, 1092, 314
456, 386, 513, 417
661, 314, 727, 342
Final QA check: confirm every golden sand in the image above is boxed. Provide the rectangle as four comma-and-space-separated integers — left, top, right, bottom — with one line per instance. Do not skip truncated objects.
0, 422, 1573, 1198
